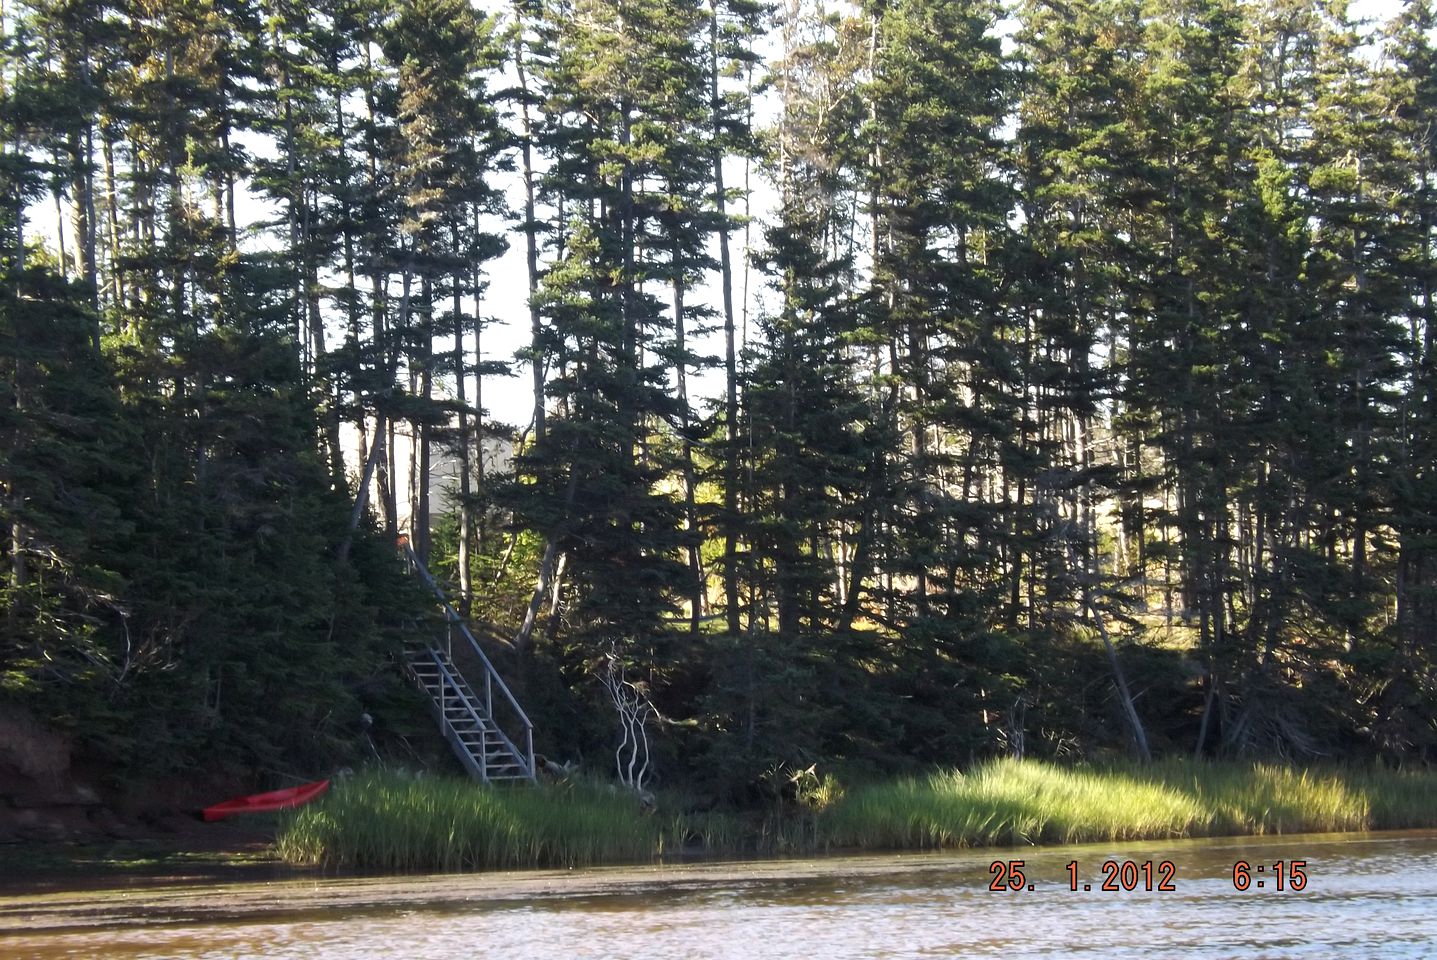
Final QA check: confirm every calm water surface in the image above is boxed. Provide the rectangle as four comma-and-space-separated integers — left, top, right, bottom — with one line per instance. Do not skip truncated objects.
3, 831, 1435, 959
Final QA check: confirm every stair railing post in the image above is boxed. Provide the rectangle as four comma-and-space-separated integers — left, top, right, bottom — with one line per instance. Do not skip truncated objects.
438, 654, 446, 725
401, 536, 537, 783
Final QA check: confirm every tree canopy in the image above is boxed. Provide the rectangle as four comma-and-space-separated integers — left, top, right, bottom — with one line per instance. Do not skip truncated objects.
3, 0, 1436, 792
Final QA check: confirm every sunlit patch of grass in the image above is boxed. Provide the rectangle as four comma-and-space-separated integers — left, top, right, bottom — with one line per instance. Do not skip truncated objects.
824, 758, 1437, 852
1138, 760, 1369, 835
824, 759, 1206, 850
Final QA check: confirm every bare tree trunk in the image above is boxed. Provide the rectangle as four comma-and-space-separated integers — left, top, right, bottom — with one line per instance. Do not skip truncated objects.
453, 249, 473, 617
373, 273, 398, 542
11, 137, 21, 267
514, 7, 545, 445
516, 541, 558, 653
338, 425, 387, 564
1195, 675, 1216, 759
509, 177, 555, 689
68, 42, 99, 328
53, 188, 67, 276
489, 527, 523, 591
361, 35, 397, 543
711, 3, 741, 636
472, 205, 488, 548
102, 126, 124, 305
514, 469, 579, 653
383, 413, 398, 540
399, 267, 416, 542
3, 10, 26, 598
1079, 568, 1152, 763
542, 551, 568, 643
280, 48, 306, 368
9, 345, 26, 590
417, 277, 433, 563
308, 245, 345, 496
619, 101, 637, 462
672, 238, 703, 632
220, 125, 237, 246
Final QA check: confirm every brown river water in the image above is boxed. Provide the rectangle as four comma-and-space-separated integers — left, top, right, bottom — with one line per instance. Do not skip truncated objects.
2, 831, 1435, 959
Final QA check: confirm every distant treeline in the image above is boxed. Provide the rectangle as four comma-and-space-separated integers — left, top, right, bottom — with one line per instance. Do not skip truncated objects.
2, 0, 1435, 791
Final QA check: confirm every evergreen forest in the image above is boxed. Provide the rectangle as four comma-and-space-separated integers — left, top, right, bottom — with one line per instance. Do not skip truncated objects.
4, 0, 1437, 798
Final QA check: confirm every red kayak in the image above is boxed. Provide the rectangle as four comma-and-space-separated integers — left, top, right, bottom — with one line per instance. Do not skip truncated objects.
201, 779, 330, 822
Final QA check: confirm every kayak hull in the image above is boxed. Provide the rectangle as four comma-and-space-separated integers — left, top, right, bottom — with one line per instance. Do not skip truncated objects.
201, 778, 330, 822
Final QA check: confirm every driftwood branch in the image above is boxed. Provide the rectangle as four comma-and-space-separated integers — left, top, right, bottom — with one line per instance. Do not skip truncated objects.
598, 648, 655, 795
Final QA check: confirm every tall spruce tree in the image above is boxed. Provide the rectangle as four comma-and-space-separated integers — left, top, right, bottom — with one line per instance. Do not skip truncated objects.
511, 0, 698, 684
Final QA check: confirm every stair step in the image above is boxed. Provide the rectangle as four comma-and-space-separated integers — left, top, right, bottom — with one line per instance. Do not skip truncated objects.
398, 556, 532, 783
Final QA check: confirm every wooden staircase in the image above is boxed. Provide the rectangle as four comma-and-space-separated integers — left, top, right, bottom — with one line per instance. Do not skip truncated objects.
400, 537, 535, 783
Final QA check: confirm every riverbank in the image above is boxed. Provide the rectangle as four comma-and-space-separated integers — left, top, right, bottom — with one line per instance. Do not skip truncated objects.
274, 759, 1437, 872
0, 820, 295, 895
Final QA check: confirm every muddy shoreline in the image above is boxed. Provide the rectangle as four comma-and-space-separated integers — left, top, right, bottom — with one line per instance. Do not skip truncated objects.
0, 827, 294, 897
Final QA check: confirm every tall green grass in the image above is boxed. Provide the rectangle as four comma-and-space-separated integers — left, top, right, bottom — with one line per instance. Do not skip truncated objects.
276, 772, 671, 871
824, 761, 1208, 848
275, 760, 1437, 872
827, 759, 1437, 851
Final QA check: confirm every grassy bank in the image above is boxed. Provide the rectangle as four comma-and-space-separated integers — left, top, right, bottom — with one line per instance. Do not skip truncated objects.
275, 774, 674, 871
823, 760, 1430, 849
275, 760, 1437, 872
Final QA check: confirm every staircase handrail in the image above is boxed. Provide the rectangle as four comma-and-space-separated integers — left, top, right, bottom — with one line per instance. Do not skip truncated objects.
400, 536, 535, 779
426, 649, 491, 775
427, 649, 533, 778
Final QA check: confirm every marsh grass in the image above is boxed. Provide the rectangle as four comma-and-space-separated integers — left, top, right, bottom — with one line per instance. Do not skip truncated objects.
824, 761, 1208, 849
275, 760, 1437, 872
276, 772, 668, 871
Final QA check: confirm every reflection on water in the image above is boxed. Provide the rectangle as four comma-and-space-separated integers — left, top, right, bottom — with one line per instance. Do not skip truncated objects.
3, 831, 1436, 959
